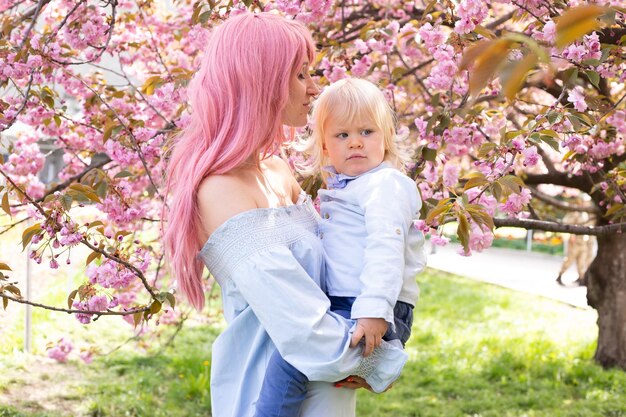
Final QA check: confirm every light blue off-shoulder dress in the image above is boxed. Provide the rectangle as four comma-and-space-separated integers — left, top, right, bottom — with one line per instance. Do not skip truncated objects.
198, 193, 407, 417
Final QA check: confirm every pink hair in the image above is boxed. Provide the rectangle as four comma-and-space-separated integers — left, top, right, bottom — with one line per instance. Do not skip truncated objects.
163, 12, 315, 310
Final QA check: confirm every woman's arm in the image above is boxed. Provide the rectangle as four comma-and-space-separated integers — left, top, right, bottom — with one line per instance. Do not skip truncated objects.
227, 245, 407, 393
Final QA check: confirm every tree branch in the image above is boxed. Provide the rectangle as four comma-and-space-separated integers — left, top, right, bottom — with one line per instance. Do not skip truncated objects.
598, 27, 626, 45
0, 292, 149, 317
0, 166, 159, 299
524, 172, 593, 192
493, 217, 624, 236
527, 185, 601, 214
16, 0, 47, 53
34, 155, 112, 203
486, 10, 516, 30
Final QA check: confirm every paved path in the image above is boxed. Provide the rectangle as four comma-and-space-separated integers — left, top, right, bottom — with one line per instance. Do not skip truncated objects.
426, 243, 590, 309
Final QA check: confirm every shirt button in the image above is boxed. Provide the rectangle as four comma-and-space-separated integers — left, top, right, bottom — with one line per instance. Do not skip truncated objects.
395, 228, 401, 235
323, 213, 330, 219
319, 232, 324, 239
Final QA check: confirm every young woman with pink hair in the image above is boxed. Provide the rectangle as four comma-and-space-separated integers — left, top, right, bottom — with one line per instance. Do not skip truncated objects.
163, 12, 406, 417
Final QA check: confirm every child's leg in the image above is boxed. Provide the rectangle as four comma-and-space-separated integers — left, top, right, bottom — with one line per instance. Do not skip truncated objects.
255, 296, 354, 416
254, 349, 308, 417
327, 295, 356, 320
383, 301, 414, 347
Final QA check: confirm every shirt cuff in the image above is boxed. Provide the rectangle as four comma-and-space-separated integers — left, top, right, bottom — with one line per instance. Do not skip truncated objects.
350, 296, 395, 330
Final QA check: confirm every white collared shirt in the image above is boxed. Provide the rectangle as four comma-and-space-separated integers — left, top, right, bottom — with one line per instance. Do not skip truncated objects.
318, 164, 426, 324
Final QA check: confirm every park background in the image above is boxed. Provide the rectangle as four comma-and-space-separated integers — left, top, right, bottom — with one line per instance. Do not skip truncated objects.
1, 0, 626, 415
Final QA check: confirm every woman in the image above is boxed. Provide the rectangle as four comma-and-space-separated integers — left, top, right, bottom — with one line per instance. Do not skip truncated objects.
164, 12, 406, 417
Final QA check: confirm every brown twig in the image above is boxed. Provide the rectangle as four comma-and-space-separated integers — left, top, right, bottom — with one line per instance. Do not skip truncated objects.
493, 217, 624, 235
0, 292, 150, 316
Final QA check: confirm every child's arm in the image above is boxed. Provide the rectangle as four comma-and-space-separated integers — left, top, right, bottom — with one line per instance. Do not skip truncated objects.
351, 170, 420, 332
350, 317, 389, 357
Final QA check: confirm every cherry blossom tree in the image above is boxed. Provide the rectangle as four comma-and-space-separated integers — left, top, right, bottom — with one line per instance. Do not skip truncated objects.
1, 0, 625, 368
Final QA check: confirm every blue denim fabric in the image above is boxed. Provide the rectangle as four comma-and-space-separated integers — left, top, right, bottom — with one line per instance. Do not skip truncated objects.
254, 350, 308, 417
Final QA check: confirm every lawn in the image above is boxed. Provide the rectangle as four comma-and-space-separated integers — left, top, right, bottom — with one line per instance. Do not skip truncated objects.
1, 268, 625, 417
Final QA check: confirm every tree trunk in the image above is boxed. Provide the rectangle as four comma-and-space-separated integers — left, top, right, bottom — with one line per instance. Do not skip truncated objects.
586, 232, 626, 369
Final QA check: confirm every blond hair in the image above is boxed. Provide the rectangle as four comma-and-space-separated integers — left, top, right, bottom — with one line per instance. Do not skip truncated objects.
295, 78, 409, 180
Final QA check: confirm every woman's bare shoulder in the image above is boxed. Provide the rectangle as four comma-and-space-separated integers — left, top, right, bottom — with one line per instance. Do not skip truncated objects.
197, 174, 257, 239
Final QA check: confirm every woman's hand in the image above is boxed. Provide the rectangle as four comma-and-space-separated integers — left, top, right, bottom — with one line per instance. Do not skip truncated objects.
334, 376, 372, 390
334, 376, 394, 392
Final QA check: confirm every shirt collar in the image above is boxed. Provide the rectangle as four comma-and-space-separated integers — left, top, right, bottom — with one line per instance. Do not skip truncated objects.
323, 162, 390, 190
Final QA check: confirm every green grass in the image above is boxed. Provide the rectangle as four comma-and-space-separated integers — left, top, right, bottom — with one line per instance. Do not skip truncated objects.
2, 269, 626, 417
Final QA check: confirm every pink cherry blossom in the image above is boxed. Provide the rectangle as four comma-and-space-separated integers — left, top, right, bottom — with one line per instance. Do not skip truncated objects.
522, 146, 540, 167
47, 338, 74, 363
443, 163, 460, 188
468, 223, 494, 252
430, 235, 450, 246
567, 86, 587, 112
499, 188, 532, 216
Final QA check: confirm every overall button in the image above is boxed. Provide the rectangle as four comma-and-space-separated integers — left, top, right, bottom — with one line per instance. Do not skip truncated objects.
323, 213, 330, 219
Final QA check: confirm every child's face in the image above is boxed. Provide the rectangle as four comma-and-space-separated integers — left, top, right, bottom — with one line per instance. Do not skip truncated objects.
323, 113, 386, 176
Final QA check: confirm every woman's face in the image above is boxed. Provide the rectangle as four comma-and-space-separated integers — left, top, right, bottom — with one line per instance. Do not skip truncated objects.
281, 60, 319, 127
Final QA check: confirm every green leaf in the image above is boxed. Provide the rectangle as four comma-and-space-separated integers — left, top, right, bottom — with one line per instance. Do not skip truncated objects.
422, 147, 437, 162
133, 311, 143, 328
191, 3, 202, 25
540, 135, 560, 152
538, 129, 560, 140
21, 223, 42, 250
561, 149, 577, 161
498, 175, 525, 195
68, 183, 102, 203
4, 285, 21, 297
114, 171, 133, 179
165, 293, 176, 310
87, 221, 104, 229
457, 212, 470, 252
584, 70, 600, 88
463, 176, 490, 192
61, 194, 73, 211
85, 251, 101, 266
492, 182, 503, 202
198, 10, 211, 25
478, 142, 497, 158
102, 120, 117, 143
505, 130, 524, 140
555, 5, 608, 48
68, 289, 78, 309
149, 300, 162, 315
1, 193, 10, 216
546, 111, 563, 125
461, 39, 513, 97
501, 53, 538, 101
95, 181, 108, 199
433, 113, 450, 136
426, 198, 453, 225
605, 203, 624, 217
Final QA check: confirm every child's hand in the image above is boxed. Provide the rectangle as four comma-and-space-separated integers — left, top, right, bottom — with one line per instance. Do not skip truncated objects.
350, 317, 388, 357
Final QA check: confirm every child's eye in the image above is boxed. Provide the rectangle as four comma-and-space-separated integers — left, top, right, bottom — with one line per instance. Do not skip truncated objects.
361, 129, 373, 136
336, 132, 348, 139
